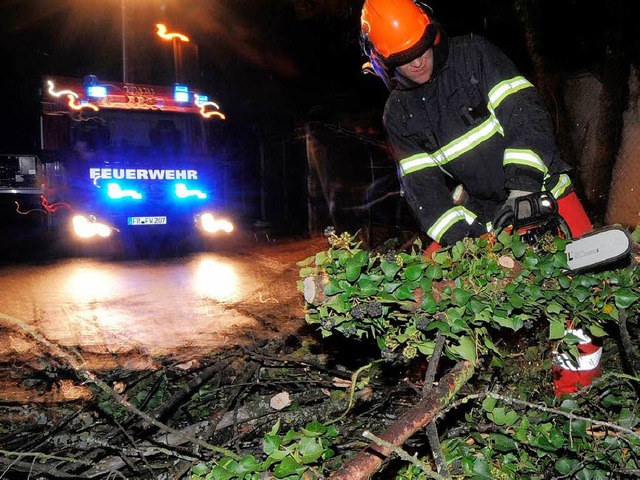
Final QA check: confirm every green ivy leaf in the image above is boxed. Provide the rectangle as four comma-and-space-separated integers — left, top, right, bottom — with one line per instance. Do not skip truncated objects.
555, 458, 579, 475
572, 285, 591, 303
549, 319, 565, 340
523, 252, 540, 270
420, 292, 437, 313
263, 434, 283, 456
452, 288, 473, 306
467, 298, 487, 314
345, 257, 363, 282
237, 455, 261, 474
433, 251, 450, 266
427, 320, 450, 334
383, 282, 402, 294
209, 464, 234, 480
589, 324, 607, 338
558, 274, 571, 289
508, 293, 523, 309
302, 421, 326, 437
191, 463, 211, 476
528, 284, 543, 300
482, 396, 497, 413
552, 251, 569, 269
394, 284, 416, 301
487, 407, 518, 426
404, 264, 424, 281
416, 341, 435, 355
498, 230, 513, 246
314, 252, 327, 266
511, 238, 527, 258
472, 456, 493, 478
324, 278, 344, 296
514, 415, 530, 442
353, 250, 369, 266
273, 456, 305, 478
325, 296, 348, 314
617, 407, 638, 429
298, 437, 324, 464
357, 277, 377, 297
425, 264, 443, 280
380, 259, 401, 280
298, 267, 317, 277
493, 316, 517, 330
546, 301, 564, 315
483, 335, 499, 353
297, 256, 314, 268
449, 335, 476, 363
489, 433, 518, 452
614, 288, 638, 309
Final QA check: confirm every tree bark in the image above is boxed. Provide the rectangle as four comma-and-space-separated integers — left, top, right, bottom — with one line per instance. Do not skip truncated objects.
330, 360, 474, 480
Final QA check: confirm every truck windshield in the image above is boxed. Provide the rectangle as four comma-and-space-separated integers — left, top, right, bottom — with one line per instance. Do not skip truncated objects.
69, 110, 208, 156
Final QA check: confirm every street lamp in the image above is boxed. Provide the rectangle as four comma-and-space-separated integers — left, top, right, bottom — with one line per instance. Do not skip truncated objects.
121, 0, 128, 83
155, 23, 191, 84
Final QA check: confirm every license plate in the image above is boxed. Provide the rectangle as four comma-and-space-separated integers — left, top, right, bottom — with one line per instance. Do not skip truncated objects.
127, 216, 167, 226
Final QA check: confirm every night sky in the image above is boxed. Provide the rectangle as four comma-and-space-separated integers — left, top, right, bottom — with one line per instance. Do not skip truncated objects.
0, 0, 636, 150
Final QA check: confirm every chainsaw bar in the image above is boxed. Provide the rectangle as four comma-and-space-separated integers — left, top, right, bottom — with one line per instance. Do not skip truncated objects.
565, 227, 632, 273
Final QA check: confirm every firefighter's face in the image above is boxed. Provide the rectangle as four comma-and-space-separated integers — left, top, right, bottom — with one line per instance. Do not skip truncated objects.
396, 48, 434, 84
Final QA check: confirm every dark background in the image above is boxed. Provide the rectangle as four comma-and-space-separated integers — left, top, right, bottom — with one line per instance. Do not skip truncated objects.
0, 0, 636, 238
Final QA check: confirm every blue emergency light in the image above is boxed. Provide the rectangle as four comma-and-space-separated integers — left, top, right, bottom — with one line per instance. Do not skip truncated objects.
107, 183, 142, 200
87, 85, 108, 98
194, 93, 209, 104
175, 183, 207, 199
174, 85, 189, 103
83, 75, 107, 98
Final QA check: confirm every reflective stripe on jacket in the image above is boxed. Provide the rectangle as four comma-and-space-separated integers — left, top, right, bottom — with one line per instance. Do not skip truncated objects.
383, 34, 572, 245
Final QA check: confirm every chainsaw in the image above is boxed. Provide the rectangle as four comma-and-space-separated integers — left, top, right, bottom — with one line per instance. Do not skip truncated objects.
493, 192, 632, 273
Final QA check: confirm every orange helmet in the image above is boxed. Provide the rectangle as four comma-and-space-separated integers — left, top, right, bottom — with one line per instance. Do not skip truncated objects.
361, 0, 440, 66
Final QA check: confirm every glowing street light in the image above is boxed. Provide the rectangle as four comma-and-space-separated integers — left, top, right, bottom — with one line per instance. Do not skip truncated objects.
155, 23, 190, 43
155, 23, 192, 84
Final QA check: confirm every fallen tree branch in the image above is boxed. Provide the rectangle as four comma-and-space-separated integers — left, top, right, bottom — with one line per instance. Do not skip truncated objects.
442, 390, 640, 442
618, 308, 640, 376
214, 386, 374, 431
0, 450, 92, 478
362, 430, 445, 480
327, 360, 382, 426
0, 312, 242, 462
488, 392, 640, 441
330, 360, 474, 480
150, 357, 236, 424
423, 333, 449, 478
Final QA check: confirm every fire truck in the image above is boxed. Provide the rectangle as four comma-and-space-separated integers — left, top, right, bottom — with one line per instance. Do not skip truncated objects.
2, 75, 235, 256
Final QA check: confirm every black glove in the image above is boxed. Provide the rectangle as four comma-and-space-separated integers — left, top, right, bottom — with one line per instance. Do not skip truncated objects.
492, 202, 515, 232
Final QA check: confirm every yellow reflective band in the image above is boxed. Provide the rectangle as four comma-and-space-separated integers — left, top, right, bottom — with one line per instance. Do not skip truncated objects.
399, 116, 502, 176
549, 173, 572, 198
503, 148, 548, 174
398, 76, 532, 178
427, 206, 478, 243
488, 76, 533, 111
399, 152, 440, 175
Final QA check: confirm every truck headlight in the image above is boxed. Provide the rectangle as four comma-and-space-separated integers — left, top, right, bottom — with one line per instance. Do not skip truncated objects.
72, 215, 113, 238
197, 212, 233, 234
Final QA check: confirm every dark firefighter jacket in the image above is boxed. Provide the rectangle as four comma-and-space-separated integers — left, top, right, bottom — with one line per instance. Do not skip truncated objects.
383, 34, 573, 246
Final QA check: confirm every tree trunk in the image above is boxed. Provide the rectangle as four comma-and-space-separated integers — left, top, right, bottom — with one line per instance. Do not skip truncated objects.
330, 361, 474, 480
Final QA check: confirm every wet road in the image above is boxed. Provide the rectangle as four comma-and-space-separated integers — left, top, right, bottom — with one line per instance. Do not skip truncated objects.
0, 236, 326, 399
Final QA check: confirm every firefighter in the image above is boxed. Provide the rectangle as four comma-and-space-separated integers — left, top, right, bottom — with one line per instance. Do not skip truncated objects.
360, 0, 598, 395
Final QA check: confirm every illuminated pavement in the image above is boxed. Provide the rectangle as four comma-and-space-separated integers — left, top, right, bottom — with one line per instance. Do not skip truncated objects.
0, 236, 326, 381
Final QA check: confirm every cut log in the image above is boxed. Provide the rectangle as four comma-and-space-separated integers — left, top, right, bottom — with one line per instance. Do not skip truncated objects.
303, 274, 329, 305
330, 361, 474, 480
